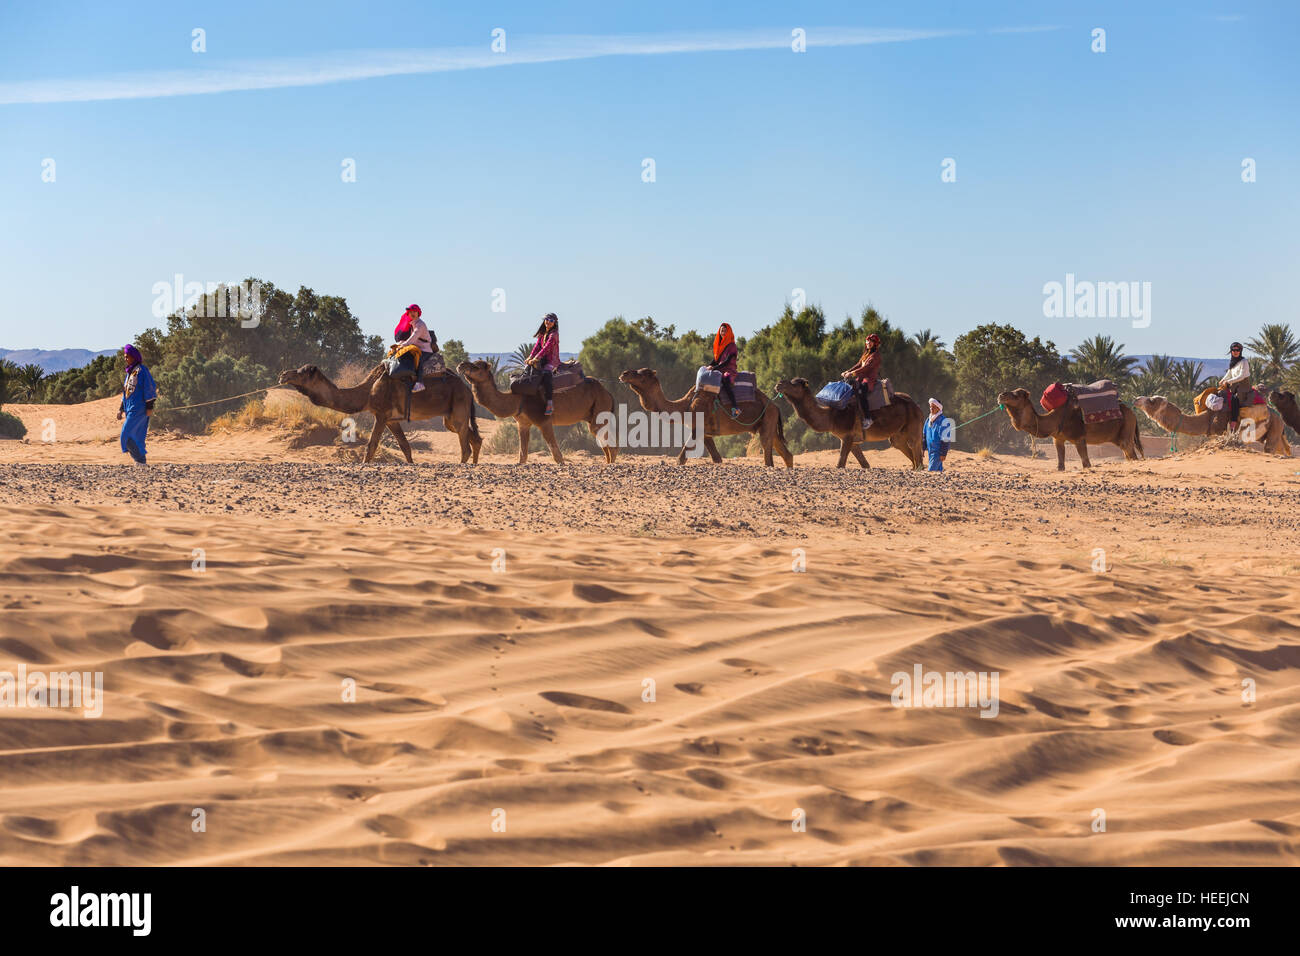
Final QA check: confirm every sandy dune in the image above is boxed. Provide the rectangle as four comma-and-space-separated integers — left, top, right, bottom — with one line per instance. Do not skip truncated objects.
1, 411, 1298, 865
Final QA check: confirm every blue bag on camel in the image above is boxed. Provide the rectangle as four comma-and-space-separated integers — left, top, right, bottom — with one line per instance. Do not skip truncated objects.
816, 380, 856, 410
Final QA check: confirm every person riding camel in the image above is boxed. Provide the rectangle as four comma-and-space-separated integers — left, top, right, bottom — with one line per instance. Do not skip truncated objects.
708, 322, 741, 419
393, 304, 438, 392
1219, 341, 1252, 430
842, 332, 883, 429
525, 312, 561, 416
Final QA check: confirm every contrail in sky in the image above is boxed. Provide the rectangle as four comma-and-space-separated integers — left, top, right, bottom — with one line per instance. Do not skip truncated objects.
0, 26, 1057, 105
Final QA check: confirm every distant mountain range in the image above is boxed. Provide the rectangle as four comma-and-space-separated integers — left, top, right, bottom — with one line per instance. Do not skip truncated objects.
0, 348, 117, 373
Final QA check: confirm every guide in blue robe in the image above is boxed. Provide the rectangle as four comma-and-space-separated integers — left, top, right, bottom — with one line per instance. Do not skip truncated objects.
118, 345, 157, 464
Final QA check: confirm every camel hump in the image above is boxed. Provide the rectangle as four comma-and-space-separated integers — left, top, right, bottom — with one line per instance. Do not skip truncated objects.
1069, 380, 1123, 424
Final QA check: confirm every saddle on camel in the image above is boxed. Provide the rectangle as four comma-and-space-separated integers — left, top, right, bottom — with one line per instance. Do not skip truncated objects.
510, 360, 587, 395
1040, 379, 1123, 424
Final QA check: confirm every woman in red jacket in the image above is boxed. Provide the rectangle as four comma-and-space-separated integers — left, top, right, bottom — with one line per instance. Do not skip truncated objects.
842, 332, 882, 427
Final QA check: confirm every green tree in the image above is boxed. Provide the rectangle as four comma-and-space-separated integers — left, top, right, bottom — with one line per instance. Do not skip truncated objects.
441, 338, 469, 370
1068, 334, 1138, 383
1246, 323, 1299, 378
154, 350, 271, 432
953, 324, 1070, 451
911, 329, 945, 351
1170, 360, 1209, 395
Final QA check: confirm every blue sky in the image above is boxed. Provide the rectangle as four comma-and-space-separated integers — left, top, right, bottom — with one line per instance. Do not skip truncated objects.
1, 1, 1296, 359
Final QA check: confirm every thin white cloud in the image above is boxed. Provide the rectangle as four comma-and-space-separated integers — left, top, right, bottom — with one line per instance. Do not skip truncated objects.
0, 27, 993, 105
987, 25, 1062, 34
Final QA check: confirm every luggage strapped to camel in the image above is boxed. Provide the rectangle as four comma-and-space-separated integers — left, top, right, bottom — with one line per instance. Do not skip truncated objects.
509, 359, 586, 396
695, 366, 758, 405
1043, 380, 1122, 424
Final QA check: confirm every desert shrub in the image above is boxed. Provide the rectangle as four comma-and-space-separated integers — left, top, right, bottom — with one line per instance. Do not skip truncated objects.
0, 409, 26, 439
154, 350, 272, 432
486, 419, 601, 457
208, 393, 346, 434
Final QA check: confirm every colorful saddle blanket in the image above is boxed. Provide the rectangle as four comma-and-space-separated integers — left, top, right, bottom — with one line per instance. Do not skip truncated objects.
1067, 380, 1122, 424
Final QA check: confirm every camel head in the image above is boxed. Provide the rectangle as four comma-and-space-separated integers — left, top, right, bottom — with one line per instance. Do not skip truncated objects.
775, 377, 812, 401
618, 368, 661, 393
996, 388, 1037, 431
278, 364, 326, 396
1270, 389, 1297, 413
1134, 396, 1168, 420
457, 359, 494, 384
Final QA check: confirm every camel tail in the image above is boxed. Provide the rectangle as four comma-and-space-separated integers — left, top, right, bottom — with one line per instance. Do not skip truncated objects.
467, 388, 480, 441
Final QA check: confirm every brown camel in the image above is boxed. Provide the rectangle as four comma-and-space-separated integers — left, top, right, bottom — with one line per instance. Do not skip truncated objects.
1270, 390, 1300, 435
999, 388, 1143, 470
458, 360, 618, 464
775, 377, 924, 469
616, 368, 722, 463
278, 363, 482, 464
280, 363, 481, 464
618, 367, 792, 467
1136, 395, 1291, 456
686, 374, 794, 468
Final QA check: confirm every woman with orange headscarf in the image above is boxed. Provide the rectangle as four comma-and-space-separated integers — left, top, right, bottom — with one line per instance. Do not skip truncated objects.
708, 323, 741, 418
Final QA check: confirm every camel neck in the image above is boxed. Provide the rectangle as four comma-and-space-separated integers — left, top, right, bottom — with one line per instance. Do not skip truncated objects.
319, 367, 381, 414
471, 378, 521, 416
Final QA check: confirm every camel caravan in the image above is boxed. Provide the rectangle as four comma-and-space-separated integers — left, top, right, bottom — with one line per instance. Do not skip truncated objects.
276, 309, 1297, 469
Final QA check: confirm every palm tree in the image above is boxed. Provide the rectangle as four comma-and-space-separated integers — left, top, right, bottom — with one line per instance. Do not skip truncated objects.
0, 359, 18, 405
1170, 360, 1207, 394
1068, 334, 1138, 382
911, 329, 945, 351
11, 364, 45, 402
501, 342, 534, 376
1246, 323, 1300, 377
1247, 357, 1272, 391
1140, 354, 1175, 385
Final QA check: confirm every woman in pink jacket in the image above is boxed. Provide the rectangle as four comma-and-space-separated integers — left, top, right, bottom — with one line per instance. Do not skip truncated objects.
525, 312, 561, 415
393, 304, 438, 392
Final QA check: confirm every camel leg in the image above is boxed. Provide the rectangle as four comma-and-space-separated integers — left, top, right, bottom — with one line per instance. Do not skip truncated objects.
1076, 440, 1091, 468
705, 437, 722, 462
387, 422, 414, 463
468, 418, 482, 464
518, 421, 530, 464
775, 434, 794, 468
851, 444, 870, 469
364, 420, 386, 463
537, 420, 564, 464
837, 436, 853, 468
1054, 437, 1066, 471
761, 427, 775, 467
586, 412, 616, 464
446, 413, 471, 463
888, 432, 909, 465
